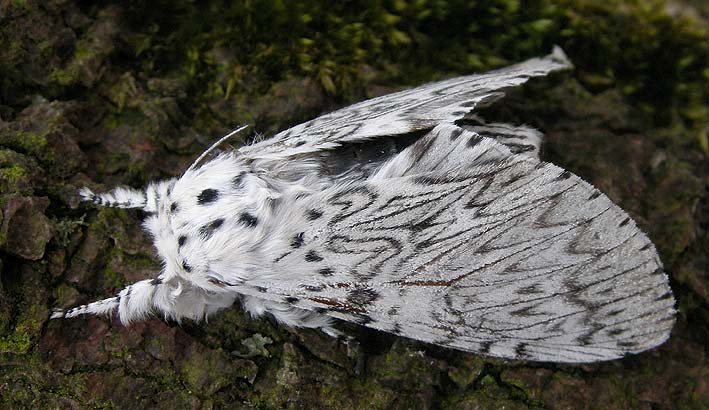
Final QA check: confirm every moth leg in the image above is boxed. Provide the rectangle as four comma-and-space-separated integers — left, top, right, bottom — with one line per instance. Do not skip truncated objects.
79, 178, 176, 212
240, 296, 365, 373
79, 186, 147, 209
51, 278, 158, 324
51, 276, 237, 324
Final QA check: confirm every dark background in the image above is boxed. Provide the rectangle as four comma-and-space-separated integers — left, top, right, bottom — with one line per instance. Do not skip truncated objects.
0, 1, 707, 408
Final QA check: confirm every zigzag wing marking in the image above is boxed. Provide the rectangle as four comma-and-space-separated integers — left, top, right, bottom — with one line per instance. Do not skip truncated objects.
371, 124, 517, 180
461, 115, 544, 161
239, 47, 570, 160
242, 157, 675, 363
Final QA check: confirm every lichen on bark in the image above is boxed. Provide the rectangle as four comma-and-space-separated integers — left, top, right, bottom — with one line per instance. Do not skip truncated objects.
0, 0, 707, 409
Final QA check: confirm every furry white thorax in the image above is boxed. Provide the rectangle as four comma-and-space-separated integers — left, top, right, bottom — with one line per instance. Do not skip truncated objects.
136, 152, 335, 327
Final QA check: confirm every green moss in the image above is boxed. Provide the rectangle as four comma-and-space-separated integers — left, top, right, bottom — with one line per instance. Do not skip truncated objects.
0, 163, 29, 195
53, 215, 86, 248
101, 247, 127, 291
0, 131, 51, 165
0, 326, 31, 354
0, 305, 45, 355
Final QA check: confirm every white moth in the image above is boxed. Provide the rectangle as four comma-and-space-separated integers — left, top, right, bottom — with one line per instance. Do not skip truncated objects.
52, 47, 676, 363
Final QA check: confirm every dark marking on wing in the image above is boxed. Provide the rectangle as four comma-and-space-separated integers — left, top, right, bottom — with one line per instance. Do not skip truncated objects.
606, 309, 624, 317
346, 288, 380, 308
291, 232, 305, 248
466, 133, 484, 147
305, 250, 323, 262
516, 284, 544, 294
502, 142, 535, 154
557, 170, 572, 180
449, 128, 464, 140
655, 292, 673, 301
150, 278, 162, 285
619, 217, 630, 227
197, 189, 219, 205
178, 235, 187, 247
306, 209, 323, 220
309, 296, 365, 314
479, 341, 493, 354
170, 202, 179, 212
356, 314, 374, 325
285, 296, 299, 303
318, 268, 334, 277
209, 278, 228, 287
510, 305, 544, 317
182, 261, 193, 273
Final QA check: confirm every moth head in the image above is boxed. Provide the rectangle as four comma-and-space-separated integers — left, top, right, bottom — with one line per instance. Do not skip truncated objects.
142, 156, 271, 293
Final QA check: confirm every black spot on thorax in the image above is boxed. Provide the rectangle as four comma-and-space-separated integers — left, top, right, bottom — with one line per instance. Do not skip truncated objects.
239, 212, 258, 227
197, 189, 219, 205
200, 218, 225, 239
233, 172, 247, 189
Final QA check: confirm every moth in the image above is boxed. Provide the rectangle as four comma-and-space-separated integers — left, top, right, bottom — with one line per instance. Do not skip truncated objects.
52, 47, 676, 363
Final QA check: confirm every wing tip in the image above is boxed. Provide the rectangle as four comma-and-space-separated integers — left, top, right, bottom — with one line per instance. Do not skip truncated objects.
550, 45, 573, 70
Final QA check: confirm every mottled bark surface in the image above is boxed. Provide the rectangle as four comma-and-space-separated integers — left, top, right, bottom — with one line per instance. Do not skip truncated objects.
0, 1, 706, 409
